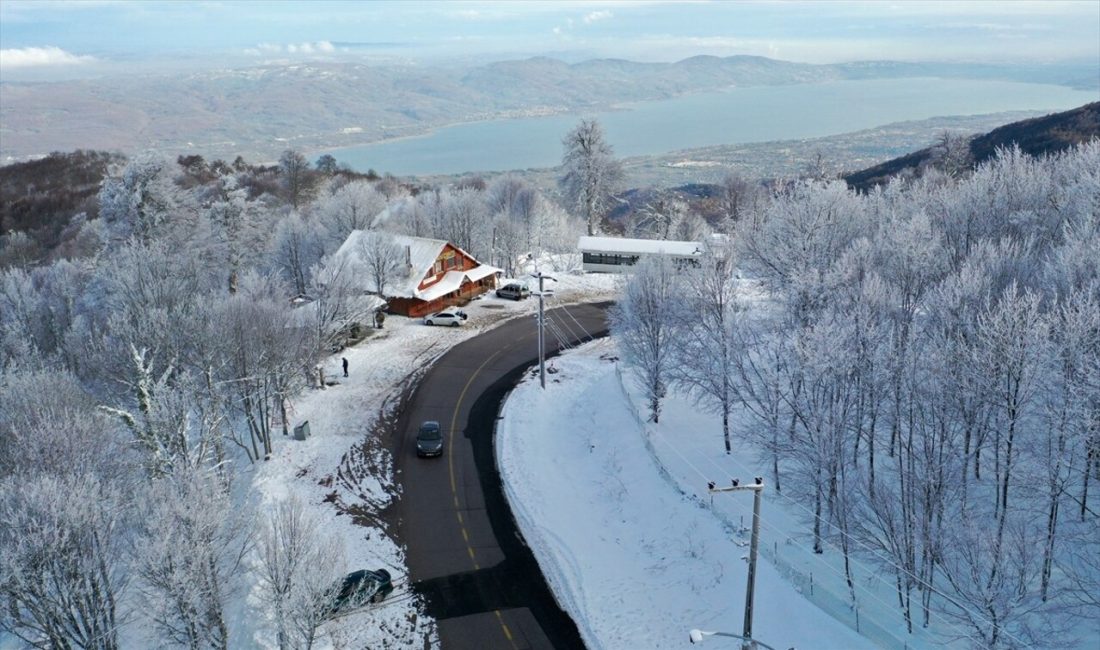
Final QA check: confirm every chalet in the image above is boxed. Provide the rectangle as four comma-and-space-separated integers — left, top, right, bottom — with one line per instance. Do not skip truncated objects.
334, 232, 501, 318
578, 236, 703, 273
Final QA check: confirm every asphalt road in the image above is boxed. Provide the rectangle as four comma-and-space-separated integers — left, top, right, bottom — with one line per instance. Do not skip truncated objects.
393, 301, 611, 650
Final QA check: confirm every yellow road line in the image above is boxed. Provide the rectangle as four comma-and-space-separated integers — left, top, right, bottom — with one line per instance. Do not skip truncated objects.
494, 610, 518, 648
446, 336, 528, 649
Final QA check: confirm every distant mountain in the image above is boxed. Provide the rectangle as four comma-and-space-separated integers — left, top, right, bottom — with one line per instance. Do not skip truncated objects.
1, 55, 1096, 164
842, 103, 1100, 192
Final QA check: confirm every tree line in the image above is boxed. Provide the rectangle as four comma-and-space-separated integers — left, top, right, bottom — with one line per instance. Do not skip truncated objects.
613, 142, 1100, 648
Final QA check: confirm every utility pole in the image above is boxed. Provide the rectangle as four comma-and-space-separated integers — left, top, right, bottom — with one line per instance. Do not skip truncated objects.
708, 477, 765, 650
531, 271, 556, 389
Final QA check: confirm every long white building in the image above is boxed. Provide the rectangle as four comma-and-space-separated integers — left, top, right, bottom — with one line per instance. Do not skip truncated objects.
578, 236, 703, 273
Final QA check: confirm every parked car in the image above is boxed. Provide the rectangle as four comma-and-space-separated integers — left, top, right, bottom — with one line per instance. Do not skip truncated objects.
424, 309, 467, 327
416, 421, 444, 457
495, 283, 530, 300
328, 569, 393, 616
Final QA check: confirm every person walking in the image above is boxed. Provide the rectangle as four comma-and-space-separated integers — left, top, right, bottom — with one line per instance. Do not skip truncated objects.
342, 357, 349, 378
375, 310, 386, 329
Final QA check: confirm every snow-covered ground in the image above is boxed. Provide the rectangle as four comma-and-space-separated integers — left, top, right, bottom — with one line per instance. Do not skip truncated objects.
498, 338, 959, 650
231, 265, 616, 648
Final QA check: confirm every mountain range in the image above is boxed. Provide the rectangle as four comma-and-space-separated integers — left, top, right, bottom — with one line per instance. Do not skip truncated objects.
2, 55, 1096, 165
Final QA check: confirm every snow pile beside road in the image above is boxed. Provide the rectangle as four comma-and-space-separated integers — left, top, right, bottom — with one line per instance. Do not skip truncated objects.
497, 339, 877, 650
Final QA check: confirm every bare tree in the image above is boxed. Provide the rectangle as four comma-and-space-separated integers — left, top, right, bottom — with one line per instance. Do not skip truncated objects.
355, 230, 404, 298
629, 191, 687, 241
560, 119, 623, 236
718, 172, 758, 227
279, 151, 318, 210
254, 498, 345, 650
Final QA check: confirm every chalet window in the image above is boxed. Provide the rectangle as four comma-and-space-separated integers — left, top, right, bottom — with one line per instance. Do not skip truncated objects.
434, 261, 443, 274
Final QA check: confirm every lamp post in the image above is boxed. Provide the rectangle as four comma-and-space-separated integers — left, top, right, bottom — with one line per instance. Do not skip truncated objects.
707, 476, 765, 650
530, 271, 556, 388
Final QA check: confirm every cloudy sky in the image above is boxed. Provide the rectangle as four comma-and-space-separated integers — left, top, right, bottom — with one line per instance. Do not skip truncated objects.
2, 0, 1098, 79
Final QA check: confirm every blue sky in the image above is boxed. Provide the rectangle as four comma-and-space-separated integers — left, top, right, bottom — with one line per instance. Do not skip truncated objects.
2, 1, 1098, 79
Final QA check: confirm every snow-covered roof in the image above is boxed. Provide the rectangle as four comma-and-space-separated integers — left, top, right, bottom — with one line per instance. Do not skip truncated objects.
578, 236, 703, 257
286, 294, 386, 327
333, 231, 500, 300
417, 270, 467, 302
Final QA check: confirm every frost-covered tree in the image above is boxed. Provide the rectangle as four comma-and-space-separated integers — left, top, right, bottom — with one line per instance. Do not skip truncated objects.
316, 181, 386, 248
254, 498, 345, 650
216, 274, 315, 460
271, 213, 326, 296
98, 152, 199, 244
613, 256, 681, 423
0, 365, 133, 480
737, 179, 867, 326
560, 119, 623, 236
204, 174, 271, 294
629, 191, 687, 241
672, 243, 741, 453
100, 350, 226, 478
491, 212, 526, 277
135, 468, 249, 650
0, 474, 132, 650
355, 230, 404, 297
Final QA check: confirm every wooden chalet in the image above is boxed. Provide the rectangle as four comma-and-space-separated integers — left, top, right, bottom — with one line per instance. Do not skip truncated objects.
334, 232, 501, 318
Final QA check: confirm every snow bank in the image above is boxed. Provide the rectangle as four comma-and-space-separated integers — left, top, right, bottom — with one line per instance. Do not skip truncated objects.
497, 340, 878, 650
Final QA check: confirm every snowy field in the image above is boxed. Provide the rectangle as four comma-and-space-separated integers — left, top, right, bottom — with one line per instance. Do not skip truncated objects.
232, 265, 616, 648
498, 338, 957, 650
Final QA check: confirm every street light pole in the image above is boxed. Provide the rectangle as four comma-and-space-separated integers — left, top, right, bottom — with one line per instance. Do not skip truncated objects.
531, 271, 556, 389
708, 477, 765, 650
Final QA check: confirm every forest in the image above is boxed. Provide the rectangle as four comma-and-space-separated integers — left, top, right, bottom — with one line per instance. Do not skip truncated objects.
0, 149, 583, 648
1, 134, 1098, 647
612, 142, 1100, 647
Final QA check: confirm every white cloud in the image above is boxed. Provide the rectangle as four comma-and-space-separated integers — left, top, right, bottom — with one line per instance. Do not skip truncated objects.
248, 41, 336, 56
0, 46, 95, 69
583, 10, 613, 24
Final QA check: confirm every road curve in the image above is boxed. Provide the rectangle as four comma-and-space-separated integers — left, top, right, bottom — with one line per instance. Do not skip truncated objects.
392, 302, 611, 650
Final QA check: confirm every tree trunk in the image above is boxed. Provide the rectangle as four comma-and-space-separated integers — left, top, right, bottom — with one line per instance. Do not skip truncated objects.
813, 479, 823, 554
722, 406, 731, 454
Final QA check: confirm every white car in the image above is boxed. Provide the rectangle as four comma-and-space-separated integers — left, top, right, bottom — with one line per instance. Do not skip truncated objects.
423, 309, 468, 327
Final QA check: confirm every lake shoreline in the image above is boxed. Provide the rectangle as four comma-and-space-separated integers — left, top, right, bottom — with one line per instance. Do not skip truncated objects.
315, 77, 1096, 178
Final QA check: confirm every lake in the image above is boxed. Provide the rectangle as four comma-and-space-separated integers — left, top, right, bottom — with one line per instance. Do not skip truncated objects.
324, 78, 1098, 177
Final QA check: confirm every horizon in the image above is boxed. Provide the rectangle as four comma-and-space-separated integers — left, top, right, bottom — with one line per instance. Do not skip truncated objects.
2, 0, 1098, 82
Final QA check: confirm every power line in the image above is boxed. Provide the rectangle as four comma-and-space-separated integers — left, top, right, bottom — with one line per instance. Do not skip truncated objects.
640, 395, 1027, 648
645, 425, 982, 648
